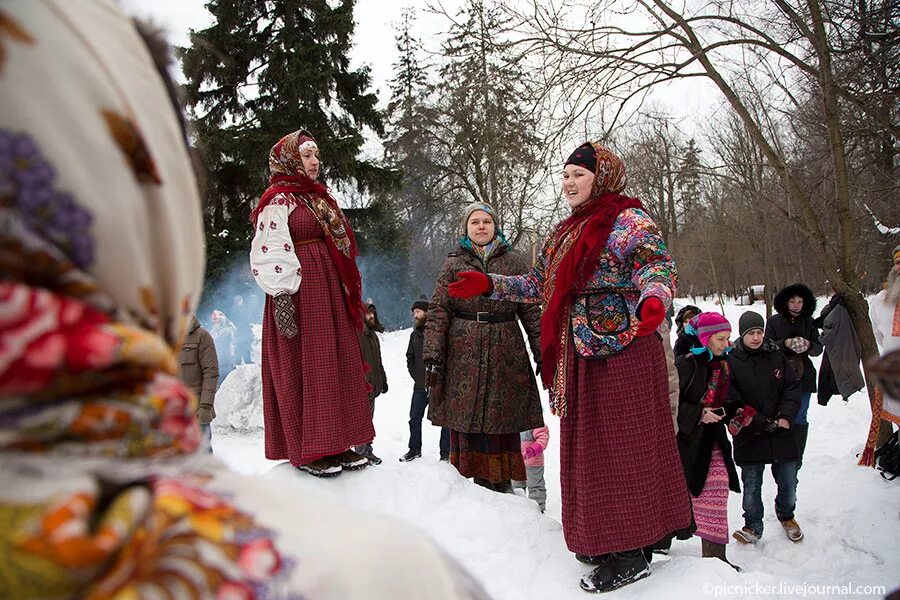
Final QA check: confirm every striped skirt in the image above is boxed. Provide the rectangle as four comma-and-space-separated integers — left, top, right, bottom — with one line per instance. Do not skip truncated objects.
692, 446, 730, 544
450, 431, 526, 483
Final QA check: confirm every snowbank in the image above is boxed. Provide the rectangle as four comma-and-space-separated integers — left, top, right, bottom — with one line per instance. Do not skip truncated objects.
211, 301, 899, 599
212, 364, 263, 432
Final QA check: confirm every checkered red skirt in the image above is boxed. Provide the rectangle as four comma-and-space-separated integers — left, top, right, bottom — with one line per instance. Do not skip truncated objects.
261, 206, 374, 466
560, 334, 692, 555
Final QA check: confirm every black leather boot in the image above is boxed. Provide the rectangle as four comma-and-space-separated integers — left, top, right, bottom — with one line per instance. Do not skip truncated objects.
579, 549, 650, 593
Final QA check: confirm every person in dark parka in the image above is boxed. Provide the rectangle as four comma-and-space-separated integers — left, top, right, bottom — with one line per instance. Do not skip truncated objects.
728, 311, 804, 544
673, 304, 702, 357
402, 297, 451, 462
765, 283, 822, 461
355, 302, 388, 464
814, 292, 865, 405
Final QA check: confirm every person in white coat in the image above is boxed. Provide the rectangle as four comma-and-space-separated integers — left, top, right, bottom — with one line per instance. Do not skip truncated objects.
868, 246, 900, 426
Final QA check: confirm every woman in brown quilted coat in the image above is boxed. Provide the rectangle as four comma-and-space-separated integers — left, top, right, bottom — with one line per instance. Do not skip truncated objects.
423, 202, 544, 492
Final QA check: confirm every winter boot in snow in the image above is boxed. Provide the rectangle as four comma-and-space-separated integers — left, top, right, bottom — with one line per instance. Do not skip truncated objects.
579, 549, 650, 593
701, 539, 742, 571
362, 449, 382, 465
493, 480, 515, 494
296, 458, 342, 478
732, 527, 761, 544
780, 518, 804, 542
473, 477, 495, 490
651, 537, 672, 555
330, 449, 369, 471
399, 450, 421, 462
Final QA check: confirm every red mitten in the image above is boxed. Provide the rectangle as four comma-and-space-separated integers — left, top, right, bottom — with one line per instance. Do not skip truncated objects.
636, 297, 665, 336
448, 271, 491, 298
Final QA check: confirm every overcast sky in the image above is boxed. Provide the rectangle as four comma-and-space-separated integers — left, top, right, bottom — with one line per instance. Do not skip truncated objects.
117, 0, 722, 153
118, 0, 462, 110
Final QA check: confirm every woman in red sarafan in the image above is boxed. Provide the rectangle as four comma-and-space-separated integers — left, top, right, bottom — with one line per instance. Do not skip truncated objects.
249, 130, 374, 477
448, 142, 692, 594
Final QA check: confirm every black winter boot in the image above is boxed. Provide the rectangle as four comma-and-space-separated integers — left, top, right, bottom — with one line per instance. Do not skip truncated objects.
473, 477, 495, 490
701, 539, 742, 572
579, 549, 650, 593
493, 480, 515, 494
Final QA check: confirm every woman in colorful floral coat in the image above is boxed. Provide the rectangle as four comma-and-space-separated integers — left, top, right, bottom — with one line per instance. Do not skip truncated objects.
424, 202, 544, 492
249, 130, 374, 477
448, 143, 692, 594
0, 3, 487, 598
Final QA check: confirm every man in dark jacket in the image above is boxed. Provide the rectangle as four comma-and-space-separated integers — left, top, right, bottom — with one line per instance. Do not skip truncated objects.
401, 296, 450, 462
765, 283, 822, 462
179, 316, 219, 452
729, 311, 804, 544
355, 302, 388, 465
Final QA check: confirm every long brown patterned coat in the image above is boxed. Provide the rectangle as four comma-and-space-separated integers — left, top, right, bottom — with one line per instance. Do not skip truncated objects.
424, 243, 544, 434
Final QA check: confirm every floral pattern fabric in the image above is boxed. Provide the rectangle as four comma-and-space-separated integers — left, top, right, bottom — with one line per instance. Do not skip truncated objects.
490, 208, 675, 360
0, 2, 292, 598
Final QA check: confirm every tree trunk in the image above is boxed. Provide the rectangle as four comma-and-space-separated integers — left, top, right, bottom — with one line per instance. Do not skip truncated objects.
842, 291, 894, 448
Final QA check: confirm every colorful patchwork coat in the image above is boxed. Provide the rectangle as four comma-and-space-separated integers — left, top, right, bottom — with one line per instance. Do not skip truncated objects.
490, 208, 676, 359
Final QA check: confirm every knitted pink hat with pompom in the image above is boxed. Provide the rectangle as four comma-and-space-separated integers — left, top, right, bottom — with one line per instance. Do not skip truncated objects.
691, 312, 732, 347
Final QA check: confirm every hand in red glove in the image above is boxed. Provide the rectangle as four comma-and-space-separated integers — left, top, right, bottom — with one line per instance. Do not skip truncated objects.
636, 297, 665, 336
448, 271, 492, 298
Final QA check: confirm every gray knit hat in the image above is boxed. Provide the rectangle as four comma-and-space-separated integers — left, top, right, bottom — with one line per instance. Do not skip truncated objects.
460, 201, 499, 236
739, 311, 765, 337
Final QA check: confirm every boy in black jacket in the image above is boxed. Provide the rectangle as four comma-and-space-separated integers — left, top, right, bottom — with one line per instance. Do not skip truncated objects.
729, 311, 804, 544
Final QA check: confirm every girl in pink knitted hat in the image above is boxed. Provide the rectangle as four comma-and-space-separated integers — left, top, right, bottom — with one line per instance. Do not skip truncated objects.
671, 312, 755, 570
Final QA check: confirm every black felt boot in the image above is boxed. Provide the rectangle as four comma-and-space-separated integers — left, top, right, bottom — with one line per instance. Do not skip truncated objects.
579, 549, 650, 593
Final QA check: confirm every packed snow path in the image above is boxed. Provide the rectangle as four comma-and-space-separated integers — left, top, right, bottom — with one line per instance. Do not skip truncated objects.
213, 300, 898, 599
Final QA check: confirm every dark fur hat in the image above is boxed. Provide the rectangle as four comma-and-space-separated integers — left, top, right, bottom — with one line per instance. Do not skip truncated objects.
773, 283, 816, 319
411, 295, 429, 312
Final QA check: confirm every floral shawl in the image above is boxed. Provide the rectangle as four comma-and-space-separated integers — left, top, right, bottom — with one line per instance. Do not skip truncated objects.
250, 130, 365, 330
0, 2, 289, 598
541, 143, 643, 416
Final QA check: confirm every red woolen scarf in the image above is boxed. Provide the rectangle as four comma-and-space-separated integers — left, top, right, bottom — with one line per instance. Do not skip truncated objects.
250, 174, 365, 332
541, 193, 644, 413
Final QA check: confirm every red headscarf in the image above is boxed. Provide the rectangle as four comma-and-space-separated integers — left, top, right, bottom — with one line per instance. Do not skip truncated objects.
250, 130, 365, 331
541, 143, 644, 413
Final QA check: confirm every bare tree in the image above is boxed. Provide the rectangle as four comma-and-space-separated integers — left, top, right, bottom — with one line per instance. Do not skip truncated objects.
507, 0, 898, 449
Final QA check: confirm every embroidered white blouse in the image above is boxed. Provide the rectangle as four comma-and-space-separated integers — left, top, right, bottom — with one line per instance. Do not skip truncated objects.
249, 197, 302, 297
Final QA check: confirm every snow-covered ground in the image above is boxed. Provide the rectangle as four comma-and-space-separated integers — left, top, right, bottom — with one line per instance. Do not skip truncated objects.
211, 299, 899, 599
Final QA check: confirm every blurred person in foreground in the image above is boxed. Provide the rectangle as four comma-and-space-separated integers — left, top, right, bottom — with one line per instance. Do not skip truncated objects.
0, 2, 487, 598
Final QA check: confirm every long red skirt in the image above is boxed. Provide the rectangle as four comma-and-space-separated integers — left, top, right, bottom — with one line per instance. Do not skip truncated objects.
261, 206, 374, 466
450, 431, 526, 483
560, 334, 692, 555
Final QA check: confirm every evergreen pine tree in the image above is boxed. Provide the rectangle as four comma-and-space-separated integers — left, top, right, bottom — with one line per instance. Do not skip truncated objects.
383, 8, 449, 296
179, 0, 393, 288
428, 0, 543, 247
679, 138, 701, 220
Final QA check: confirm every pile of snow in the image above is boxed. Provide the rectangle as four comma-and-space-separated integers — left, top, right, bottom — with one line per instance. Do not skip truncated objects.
210, 300, 899, 599
212, 364, 263, 432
